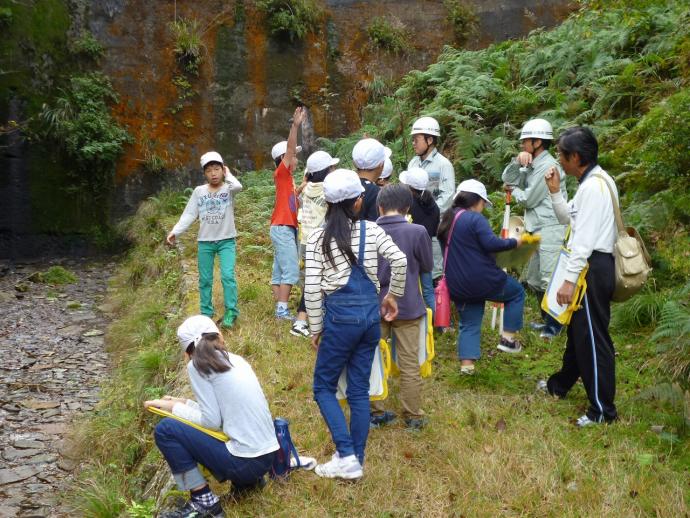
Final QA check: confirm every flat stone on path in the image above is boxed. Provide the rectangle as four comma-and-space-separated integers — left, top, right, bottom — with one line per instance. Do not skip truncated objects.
0, 466, 41, 485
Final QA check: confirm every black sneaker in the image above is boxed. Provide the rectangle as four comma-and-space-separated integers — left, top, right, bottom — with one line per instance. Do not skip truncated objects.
404, 416, 428, 430
497, 337, 522, 353
529, 321, 547, 331
369, 410, 396, 429
159, 500, 223, 518
539, 325, 560, 340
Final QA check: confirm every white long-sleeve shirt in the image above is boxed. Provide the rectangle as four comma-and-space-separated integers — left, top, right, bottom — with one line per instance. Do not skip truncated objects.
408, 148, 456, 212
171, 353, 279, 458
304, 221, 407, 335
550, 165, 618, 283
170, 173, 243, 241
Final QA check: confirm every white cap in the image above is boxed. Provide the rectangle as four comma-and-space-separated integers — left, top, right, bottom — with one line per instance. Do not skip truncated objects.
200, 151, 224, 169
177, 315, 220, 352
520, 118, 553, 140
384, 146, 392, 159
399, 167, 428, 190
352, 138, 386, 170
271, 140, 303, 160
410, 116, 441, 137
306, 150, 340, 173
456, 179, 493, 207
380, 158, 393, 180
323, 169, 365, 203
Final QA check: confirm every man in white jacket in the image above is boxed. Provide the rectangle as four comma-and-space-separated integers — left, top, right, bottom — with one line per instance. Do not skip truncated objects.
539, 127, 619, 427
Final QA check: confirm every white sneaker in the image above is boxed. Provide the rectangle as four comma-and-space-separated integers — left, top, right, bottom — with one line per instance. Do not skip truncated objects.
290, 321, 310, 338
314, 452, 363, 480
536, 380, 548, 393
575, 415, 599, 428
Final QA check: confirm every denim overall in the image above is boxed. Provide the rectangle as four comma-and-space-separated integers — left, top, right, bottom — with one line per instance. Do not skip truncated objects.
313, 220, 381, 465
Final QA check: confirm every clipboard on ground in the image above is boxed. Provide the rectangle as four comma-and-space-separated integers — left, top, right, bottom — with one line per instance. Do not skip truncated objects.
541, 248, 588, 326
147, 406, 229, 442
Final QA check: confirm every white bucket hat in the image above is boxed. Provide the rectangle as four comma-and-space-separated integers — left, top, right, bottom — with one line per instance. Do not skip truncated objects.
306, 150, 340, 173
399, 167, 429, 191
177, 315, 220, 352
456, 179, 493, 207
352, 138, 386, 170
200, 151, 224, 169
271, 140, 303, 160
323, 169, 365, 203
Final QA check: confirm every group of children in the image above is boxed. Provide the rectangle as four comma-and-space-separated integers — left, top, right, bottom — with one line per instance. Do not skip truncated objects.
157, 112, 618, 516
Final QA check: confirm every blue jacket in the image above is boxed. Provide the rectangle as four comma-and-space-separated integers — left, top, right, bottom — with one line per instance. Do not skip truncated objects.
442, 210, 517, 303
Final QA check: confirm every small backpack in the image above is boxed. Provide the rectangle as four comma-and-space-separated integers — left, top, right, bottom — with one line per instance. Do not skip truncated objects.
594, 174, 652, 302
270, 417, 300, 479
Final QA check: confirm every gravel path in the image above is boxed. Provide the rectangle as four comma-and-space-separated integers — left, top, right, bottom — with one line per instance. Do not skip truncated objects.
0, 260, 113, 517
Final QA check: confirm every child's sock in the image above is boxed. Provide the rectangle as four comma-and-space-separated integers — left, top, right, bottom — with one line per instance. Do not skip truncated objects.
276, 301, 288, 312
190, 485, 219, 508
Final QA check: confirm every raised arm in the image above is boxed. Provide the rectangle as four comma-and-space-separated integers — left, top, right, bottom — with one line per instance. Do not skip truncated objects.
283, 107, 305, 170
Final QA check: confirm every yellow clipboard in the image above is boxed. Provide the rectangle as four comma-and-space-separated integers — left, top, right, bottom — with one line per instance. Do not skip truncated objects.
541, 247, 588, 326
146, 406, 229, 442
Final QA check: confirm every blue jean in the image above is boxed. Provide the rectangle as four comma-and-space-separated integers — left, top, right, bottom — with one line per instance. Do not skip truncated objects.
198, 239, 238, 319
455, 276, 525, 360
420, 271, 435, 314
154, 418, 275, 490
270, 225, 299, 285
313, 305, 380, 465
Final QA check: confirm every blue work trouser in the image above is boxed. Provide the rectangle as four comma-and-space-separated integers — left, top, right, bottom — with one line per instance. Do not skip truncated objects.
455, 276, 525, 360
154, 418, 275, 490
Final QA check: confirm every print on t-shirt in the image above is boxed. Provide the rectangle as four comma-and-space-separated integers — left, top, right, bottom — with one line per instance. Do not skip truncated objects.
198, 191, 229, 226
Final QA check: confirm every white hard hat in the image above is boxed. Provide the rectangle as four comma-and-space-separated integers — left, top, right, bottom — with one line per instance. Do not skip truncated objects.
456, 179, 493, 207
200, 151, 224, 169
520, 119, 553, 140
271, 141, 302, 160
410, 116, 441, 137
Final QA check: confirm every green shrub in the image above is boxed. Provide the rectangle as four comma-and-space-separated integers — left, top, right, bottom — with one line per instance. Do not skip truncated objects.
72, 31, 104, 59
443, 0, 479, 45
169, 18, 204, 74
0, 6, 12, 25
39, 72, 131, 202
256, 0, 324, 41
367, 16, 410, 53
40, 265, 78, 285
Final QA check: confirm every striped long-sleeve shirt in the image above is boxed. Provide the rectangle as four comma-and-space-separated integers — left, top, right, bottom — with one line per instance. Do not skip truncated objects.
305, 221, 407, 335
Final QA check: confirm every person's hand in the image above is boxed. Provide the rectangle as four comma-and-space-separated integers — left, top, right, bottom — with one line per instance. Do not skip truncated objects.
381, 294, 398, 321
503, 184, 515, 192
223, 165, 232, 182
162, 396, 187, 404
517, 152, 533, 167
293, 106, 305, 127
545, 166, 561, 194
166, 231, 176, 246
556, 280, 576, 306
311, 332, 321, 351
144, 399, 175, 412
514, 237, 522, 248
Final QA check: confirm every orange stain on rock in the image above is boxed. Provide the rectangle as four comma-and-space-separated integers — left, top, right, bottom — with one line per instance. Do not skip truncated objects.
244, 5, 268, 169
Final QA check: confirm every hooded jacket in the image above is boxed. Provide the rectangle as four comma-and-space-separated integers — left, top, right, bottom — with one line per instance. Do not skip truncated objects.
299, 182, 327, 245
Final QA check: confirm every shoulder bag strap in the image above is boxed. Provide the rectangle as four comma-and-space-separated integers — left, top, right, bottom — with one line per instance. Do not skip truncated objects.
591, 173, 624, 233
442, 209, 466, 276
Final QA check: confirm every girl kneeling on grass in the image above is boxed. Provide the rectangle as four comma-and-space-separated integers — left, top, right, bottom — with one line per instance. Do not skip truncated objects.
144, 315, 279, 518
304, 169, 407, 480
437, 179, 525, 376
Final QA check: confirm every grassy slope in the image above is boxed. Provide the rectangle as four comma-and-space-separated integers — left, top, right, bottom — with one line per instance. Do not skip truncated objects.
211, 170, 688, 516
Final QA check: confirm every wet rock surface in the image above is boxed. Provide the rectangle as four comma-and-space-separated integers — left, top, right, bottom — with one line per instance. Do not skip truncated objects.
0, 260, 113, 517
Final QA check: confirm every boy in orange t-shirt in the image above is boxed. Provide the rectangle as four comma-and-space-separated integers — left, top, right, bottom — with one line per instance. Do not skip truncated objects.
269, 107, 304, 320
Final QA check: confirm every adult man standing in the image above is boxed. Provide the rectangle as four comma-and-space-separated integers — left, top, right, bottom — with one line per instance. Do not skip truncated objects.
539, 127, 619, 427
502, 118, 567, 339
407, 116, 455, 278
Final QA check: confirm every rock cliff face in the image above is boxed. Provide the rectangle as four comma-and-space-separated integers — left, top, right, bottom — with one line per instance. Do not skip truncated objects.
0, 0, 573, 256
90, 0, 573, 213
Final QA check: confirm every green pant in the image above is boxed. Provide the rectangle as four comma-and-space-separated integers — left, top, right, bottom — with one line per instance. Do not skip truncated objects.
197, 239, 238, 320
